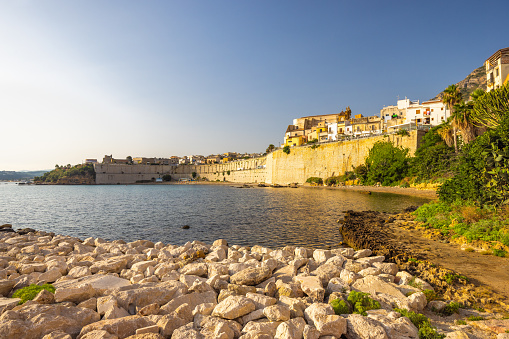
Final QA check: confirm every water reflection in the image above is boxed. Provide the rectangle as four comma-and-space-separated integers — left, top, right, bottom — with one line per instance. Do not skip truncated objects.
0, 184, 429, 249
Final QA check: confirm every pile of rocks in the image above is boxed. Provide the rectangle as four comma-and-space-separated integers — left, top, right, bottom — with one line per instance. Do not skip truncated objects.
0, 228, 497, 339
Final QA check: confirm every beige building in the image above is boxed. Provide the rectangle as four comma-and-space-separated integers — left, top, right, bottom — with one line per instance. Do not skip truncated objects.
381, 98, 448, 131
485, 47, 509, 92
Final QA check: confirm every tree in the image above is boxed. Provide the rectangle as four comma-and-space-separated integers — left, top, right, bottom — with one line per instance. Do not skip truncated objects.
282, 145, 290, 154
344, 106, 352, 119
192, 172, 197, 179
361, 141, 410, 186
442, 84, 463, 152
436, 122, 454, 147
472, 83, 509, 128
266, 144, 275, 153
126, 156, 133, 164
452, 101, 477, 144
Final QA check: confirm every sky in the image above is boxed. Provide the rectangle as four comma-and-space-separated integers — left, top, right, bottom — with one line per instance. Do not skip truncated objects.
1, 0, 508, 171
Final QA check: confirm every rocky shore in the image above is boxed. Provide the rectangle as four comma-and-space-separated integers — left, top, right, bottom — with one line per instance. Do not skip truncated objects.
0, 223, 506, 339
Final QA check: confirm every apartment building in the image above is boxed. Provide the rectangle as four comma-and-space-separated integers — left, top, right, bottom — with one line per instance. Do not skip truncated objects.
485, 47, 509, 92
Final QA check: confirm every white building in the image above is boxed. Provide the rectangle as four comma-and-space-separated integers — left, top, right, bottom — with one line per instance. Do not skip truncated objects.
381, 98, 449, 129
485, 47, 509, 92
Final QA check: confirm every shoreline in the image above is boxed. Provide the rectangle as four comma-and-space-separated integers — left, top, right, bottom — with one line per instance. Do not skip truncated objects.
0, 224, 506, 338
339, 210, 509, 314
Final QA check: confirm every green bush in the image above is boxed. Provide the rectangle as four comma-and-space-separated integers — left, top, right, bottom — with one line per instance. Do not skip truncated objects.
162, 174, 171, 181
360, 141, 410, 186
438, 115, 509, 206
395, 308, 445, 339
409, 125, 456, 182
330, 299, 351, 315
347, 291, 380, 316
467, 316, 484, 321
283, 145, 290, 154
441, 302, 461, 316
306, 177, 323, 185
12, 284, 55, 304
330, 291, 380, 316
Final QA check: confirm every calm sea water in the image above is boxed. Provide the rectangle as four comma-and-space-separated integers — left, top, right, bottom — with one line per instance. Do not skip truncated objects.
0, 183, 429, 249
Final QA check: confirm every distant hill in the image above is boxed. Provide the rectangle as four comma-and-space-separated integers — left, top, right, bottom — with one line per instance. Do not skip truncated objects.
433, 66, 486, 101
0, 170, 50, 181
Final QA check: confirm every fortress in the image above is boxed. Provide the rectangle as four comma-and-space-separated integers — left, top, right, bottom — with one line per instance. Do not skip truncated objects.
94, 130, 424, 185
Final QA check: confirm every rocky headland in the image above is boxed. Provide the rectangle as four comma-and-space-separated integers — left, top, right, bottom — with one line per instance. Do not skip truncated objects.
0, 221, 507, 339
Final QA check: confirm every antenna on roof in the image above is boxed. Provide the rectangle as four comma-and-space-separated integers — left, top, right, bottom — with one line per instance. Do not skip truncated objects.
397, 95, 400, 100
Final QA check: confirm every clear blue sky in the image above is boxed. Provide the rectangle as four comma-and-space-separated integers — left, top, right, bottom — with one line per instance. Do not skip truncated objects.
1, 0, 508, 170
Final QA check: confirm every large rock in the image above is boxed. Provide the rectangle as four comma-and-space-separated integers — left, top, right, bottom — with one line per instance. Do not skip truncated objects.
211, 295, 256, 320
245, 292, 277, 310
303, 303, 334, 327
345, 314, 388, 339
160, 290, 217, 315
38, 268, 63, 283
0, 297, 21, 313
351, 276, 406, 300
68, 266, 92, 279
13, 304, 100, 338
274, 317, 306, 339
55, 284, 96, 303
77, 315, 154, 339
90, 257, 128, 274
230, 266, 272, 286
54, 274, 131, 295
179, 263, 208, 277
0, 279, 15, 297
295, 276, 325, 302
156, 314, 186, 337
113, 283, 182, 313
312, 264, 342, 285
263, 304, 290, 322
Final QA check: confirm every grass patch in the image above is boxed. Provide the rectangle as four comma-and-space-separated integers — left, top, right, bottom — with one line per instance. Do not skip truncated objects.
413, 201, 509, 247
467, 316, 484, 321
422, 289, 438, 302
330, 291, 380, 316
464, 247, 475, 252
493, 249, 507, 257
11, 284, 55, 304
456, 320, 467, 325
440, 302, 461, 316
395, 308, 445, 339
444, 273, 468, 285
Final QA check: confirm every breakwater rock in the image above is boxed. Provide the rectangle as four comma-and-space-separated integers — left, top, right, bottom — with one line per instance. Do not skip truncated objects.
0, 229, 501, 338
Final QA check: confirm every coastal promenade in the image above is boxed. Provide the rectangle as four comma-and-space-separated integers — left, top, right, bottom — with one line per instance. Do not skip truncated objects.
0, 219, 504, 338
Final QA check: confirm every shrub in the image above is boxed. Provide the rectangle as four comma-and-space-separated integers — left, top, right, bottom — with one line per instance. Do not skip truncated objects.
162, 174, 171, 181
396, 129, 410, 136
306, 177, 323, 185
330, 291, 380, 316
395, 308, 445, 339
441, 302, 461, 316
12, 284, 55, 304
283, 145, 290, 154
347, 291, 380, 316
325, 176, 341, 186
422, 289, 437, 302
192, 172, 197, 179
227, 170, 231, 175
330, 299, 351, 315
361, 141, 410, 186
493, 249, 507, 257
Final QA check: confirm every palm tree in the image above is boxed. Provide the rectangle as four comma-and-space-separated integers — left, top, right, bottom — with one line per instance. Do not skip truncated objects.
452, 101, 477, 144
442, 84, 463, 152
436, 121, 454, 147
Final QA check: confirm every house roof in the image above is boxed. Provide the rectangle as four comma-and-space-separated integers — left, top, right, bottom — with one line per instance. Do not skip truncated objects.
486, 47, 509, 66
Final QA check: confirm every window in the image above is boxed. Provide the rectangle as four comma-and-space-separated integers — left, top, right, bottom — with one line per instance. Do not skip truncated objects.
416, 110, 420, 114
496, 68, 499, 77
431, 109, 434, 112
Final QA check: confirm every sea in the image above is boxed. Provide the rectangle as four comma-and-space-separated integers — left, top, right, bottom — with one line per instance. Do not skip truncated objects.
0, 183, 430, 249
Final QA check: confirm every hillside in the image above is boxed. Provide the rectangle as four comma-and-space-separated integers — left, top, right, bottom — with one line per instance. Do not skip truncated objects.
433, 66, 486, 101
34, 164, 95, 184
0, 170, 50, 181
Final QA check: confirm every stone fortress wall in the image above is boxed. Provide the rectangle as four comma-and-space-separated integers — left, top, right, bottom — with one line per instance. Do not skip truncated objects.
95, 130, 424, 185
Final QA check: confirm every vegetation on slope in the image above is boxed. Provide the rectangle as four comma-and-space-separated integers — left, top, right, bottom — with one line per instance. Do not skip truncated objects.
34, 163, 95, 184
